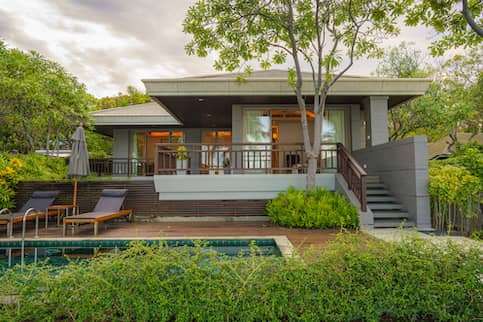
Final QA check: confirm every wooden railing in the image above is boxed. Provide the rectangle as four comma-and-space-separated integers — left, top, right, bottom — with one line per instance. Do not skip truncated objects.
89, 158, 154, 177
337, 143, 367, 211
154, 143, 338, 175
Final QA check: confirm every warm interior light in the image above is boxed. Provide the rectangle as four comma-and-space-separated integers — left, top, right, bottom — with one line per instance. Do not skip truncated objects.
171, 131, 183, 137
218, 131, 231, 137
306, 111, 315, 119
148, 131, 169, 137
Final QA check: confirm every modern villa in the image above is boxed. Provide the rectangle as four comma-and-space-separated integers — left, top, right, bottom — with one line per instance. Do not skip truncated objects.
91, 70, 432, 229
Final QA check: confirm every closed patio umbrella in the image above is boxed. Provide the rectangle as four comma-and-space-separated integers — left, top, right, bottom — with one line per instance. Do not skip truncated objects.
68, 124, 90, 213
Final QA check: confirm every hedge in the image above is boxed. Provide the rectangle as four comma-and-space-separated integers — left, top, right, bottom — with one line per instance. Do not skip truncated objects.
0, 233, 481, 321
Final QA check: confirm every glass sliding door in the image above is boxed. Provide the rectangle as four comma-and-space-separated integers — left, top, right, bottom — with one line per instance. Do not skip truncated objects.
242, 110, 271, 172
322, 110, 346, 145
321, 109, 347, 169
201, 130, 232, 174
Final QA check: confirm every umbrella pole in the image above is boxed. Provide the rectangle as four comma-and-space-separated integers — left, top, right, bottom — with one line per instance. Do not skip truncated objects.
73, 177, 78, 215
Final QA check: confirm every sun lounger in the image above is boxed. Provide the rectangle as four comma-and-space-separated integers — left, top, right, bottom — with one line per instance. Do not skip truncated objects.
63, 189, 133, 236
0, 191, 59, 237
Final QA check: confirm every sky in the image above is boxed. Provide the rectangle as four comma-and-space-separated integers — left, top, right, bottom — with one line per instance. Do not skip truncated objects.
0, 0, 443, 97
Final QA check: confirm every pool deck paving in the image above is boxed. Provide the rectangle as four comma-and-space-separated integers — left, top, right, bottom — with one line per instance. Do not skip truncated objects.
363, 228, 482, 249
1, 221, 340, 253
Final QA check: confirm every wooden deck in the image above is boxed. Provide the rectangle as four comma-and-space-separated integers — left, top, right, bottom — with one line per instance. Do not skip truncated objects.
1, 221, 340, 252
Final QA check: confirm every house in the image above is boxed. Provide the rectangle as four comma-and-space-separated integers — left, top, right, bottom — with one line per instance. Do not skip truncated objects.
428, 133, 483, 160
91, 70, 432, 229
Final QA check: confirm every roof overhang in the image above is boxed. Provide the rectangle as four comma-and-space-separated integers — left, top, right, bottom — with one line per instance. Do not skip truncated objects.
142, 76, 431, 128
143, 77, 431, 97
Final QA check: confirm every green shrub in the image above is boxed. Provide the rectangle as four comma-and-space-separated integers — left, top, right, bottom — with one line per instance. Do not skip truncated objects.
0, 234, 481, 321
15, 153, 67, 181
266, 186, 359, 229
0, 153, 23, 208
0, 153, 68, 209
429, 163, 482, 234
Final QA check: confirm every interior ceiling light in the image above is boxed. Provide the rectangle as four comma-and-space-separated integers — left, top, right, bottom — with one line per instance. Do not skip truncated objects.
197, 98, 205, 102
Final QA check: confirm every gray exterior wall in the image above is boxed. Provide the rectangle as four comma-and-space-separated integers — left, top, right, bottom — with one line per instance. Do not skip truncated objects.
154, 173, 335, 200
352, 136, 431, 228
112, 129, 129, 159
362, 96, 389, 147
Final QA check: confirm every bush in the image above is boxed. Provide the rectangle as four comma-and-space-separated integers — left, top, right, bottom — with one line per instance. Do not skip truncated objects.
15, 153, 67, 181
0, 234, 481, 321
0, 153, 68, 209
266, 186, 359, 229
0, 153, 23, 209
429, 163, 482, 234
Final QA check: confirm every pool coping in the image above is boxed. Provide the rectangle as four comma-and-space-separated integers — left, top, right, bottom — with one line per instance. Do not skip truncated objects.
0, 235, 294, 257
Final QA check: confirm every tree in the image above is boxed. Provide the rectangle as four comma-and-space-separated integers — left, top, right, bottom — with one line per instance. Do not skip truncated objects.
0, 41, 92, 153
95, 86, 151, 111
377, 43, 482, 150
375, 42, 433, 141
184, 0, 407, 189
404, 0, 482, 56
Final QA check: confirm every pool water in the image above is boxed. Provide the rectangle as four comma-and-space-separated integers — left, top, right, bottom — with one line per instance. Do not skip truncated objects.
0, 239, 281, 270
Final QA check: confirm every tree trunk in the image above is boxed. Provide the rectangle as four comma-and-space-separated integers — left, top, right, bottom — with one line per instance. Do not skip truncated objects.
22, 121, 35, 152
307, 156, 317, 189
55, 129, 60, 157
45, 121, 51, 156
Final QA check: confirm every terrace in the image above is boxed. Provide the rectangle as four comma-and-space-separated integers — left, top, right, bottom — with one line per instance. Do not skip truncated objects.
89, 142, 367, 211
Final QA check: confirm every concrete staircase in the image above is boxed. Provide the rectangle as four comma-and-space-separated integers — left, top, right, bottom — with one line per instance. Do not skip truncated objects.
366, 176, 415, 228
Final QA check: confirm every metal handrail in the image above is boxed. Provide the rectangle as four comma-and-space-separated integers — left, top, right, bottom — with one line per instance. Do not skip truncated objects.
0, 208, 12, 238
21, 208, 39, 270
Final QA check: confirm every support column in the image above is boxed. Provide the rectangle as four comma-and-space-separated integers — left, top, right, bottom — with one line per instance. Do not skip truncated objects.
362, 96, 389, 147
350, 104, 362, 151
231, 105, 243, 173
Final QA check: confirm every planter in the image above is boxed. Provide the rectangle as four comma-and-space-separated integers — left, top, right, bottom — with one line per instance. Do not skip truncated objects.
176, 159, 188, 175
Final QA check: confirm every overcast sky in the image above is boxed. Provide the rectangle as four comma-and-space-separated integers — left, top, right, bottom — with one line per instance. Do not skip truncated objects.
0, 0, 443, 97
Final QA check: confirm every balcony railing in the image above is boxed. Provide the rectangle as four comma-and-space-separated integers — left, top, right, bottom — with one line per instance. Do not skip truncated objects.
154, 142, 338, 175
89, 158, 155, 177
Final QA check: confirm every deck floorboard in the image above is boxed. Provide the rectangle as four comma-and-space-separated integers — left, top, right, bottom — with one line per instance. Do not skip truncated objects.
2, 221, 340, 253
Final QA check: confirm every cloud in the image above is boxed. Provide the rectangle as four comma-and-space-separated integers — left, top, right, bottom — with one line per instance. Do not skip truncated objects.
0, 9, 55, 58
0, 0, 448, 97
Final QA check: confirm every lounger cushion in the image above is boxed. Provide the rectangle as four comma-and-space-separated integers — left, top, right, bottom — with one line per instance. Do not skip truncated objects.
19, 191, 59, 213
100, 189, 127, 198
31, 191, 59, 199
93, 189, 127, 212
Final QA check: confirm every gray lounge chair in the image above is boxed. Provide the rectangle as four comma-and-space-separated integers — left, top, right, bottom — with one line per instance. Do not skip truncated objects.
63, 189, 133, 236
0, 191, 59, 237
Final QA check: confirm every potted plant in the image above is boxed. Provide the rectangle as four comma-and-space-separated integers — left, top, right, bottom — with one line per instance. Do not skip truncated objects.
223, 157, 231, 175
176, 146, 189, 175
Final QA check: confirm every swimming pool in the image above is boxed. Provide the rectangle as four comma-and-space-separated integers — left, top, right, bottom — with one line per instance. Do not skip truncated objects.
0, 238, 282, 270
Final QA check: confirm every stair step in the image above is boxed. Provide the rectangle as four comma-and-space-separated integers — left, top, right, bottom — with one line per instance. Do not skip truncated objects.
366, 183, 386, 188
367, 189, 390, 195
373, 211, 409, 219
374, 219, 415, 228
366, 176, 380, 181
369, 203, 403, 210
367, 196, 397, 203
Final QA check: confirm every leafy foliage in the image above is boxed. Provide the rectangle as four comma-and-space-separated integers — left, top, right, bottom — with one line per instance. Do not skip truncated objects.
0, 153, 67, 209
95, 86, 151, 110
404, 0, 482, 56
0, 154, 23, 209
266, 186, 359, 229
377, 44, 482, 145
0, 234, 481, 321
0, 41, 93, 153
429, 147, 482, 235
